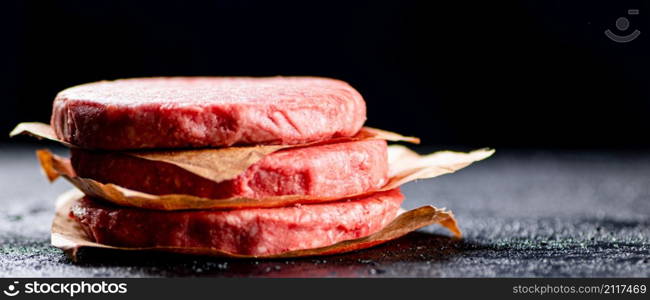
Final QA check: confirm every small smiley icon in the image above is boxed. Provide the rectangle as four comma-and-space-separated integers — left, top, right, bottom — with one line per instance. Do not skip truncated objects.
605, 9, 641, 43
3, 281, 20, 297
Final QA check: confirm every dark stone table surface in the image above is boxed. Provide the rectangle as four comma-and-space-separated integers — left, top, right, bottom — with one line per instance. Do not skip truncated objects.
1, 143, 648, 277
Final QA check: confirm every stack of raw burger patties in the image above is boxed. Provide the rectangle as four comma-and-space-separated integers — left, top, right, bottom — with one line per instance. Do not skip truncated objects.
51, 77, 404, 256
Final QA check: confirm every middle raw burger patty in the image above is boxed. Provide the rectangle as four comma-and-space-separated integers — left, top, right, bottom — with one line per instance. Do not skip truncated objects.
71, 139, 388, 200
70, 189, 404, 256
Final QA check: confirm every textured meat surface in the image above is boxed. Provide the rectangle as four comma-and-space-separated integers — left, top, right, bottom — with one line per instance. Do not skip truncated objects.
70, 189, 404, 256
71, 139, 388, 200
51, 77, 366, 150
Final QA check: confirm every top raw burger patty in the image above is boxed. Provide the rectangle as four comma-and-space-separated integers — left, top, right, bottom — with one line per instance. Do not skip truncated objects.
51, 77, 366, 150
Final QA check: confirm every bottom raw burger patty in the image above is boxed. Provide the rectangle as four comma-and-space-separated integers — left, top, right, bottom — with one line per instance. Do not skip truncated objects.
70, 139, 388, 200
70, 189, 404, 256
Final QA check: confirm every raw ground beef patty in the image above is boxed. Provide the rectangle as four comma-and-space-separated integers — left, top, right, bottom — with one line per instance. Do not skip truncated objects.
71, 139, 388, 200
70, 189, 404, 256
52, 77, 366, 150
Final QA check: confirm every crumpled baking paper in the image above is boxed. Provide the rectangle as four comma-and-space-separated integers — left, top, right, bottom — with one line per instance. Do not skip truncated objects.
52, 189, 462, 259
36, 147, 493, 210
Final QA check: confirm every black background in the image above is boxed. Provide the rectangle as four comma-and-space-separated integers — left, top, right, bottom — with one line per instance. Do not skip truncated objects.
2, 0, 649, 148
